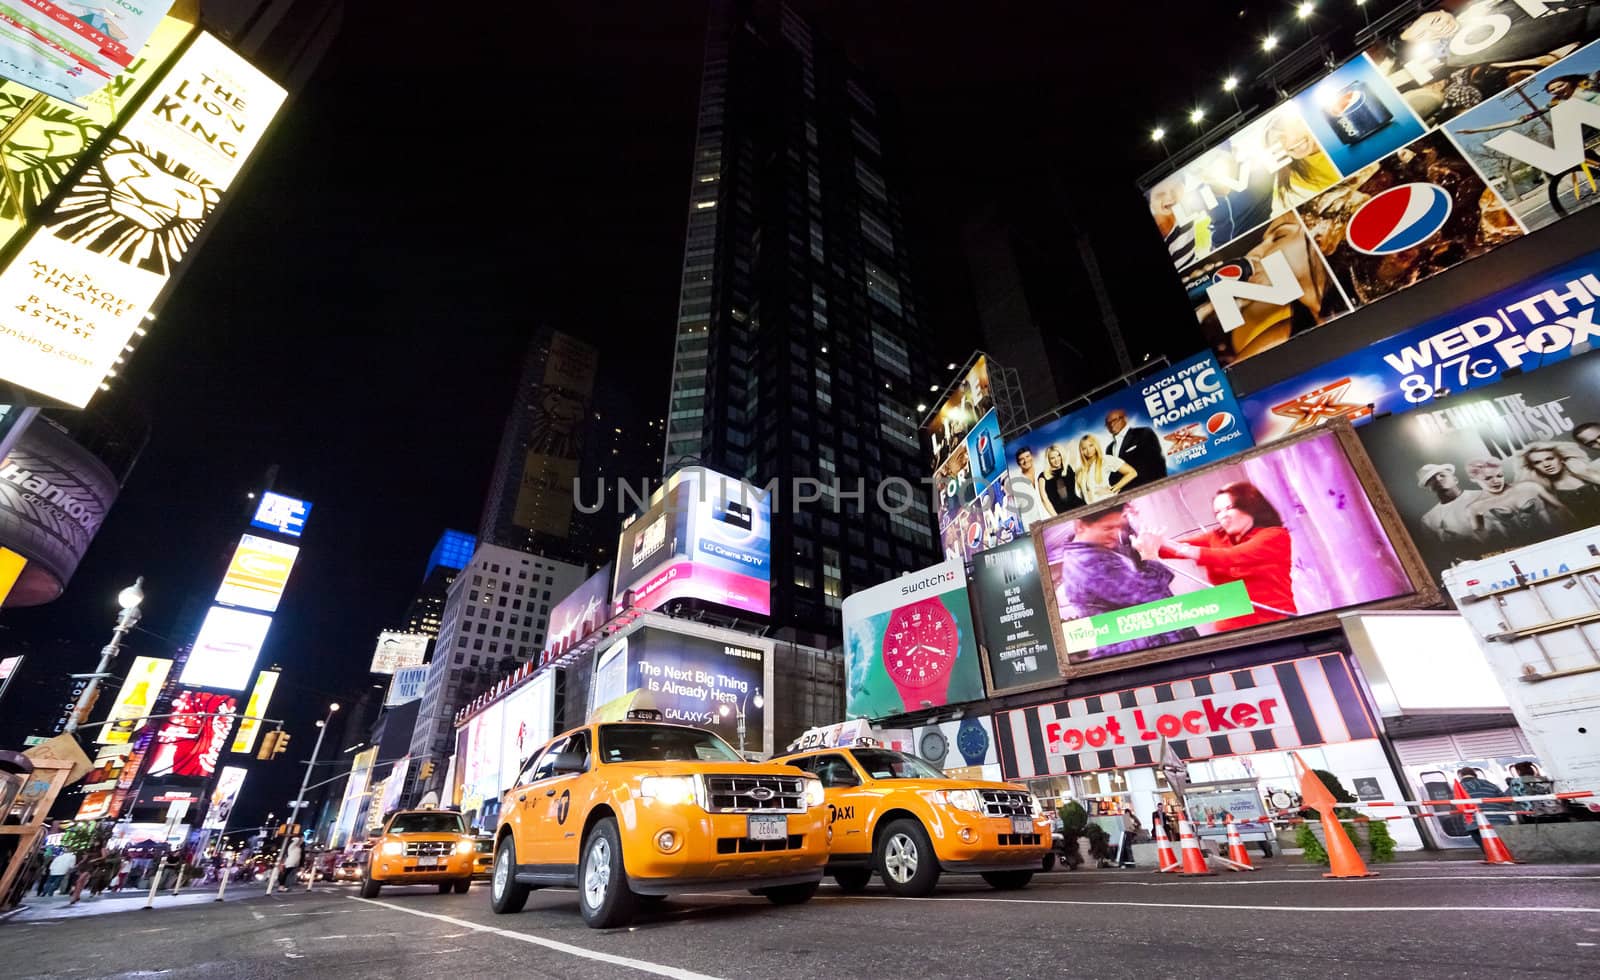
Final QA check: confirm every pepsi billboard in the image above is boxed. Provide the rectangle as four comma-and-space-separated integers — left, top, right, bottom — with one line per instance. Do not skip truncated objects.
1151, 2, 1600, 368
1240, 249, 1600, 445
1000, 353, 1253, 527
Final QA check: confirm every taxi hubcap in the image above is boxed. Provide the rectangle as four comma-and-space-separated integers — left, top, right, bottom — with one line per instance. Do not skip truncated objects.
493, 848, 509, 897
885, 833, 918, 883
584, 836, 611, 908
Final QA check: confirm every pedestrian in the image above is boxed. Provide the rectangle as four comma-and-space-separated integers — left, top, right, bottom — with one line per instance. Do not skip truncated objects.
282, 836, 303, 886
114, 856, 133, 892
40, 848, 75, 897
1115, 807, 1141, 868
70, 845, 107, 905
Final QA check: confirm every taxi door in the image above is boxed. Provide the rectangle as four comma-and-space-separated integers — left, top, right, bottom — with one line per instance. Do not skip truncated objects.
812, 753, 874, 859
517, 730, 593, 870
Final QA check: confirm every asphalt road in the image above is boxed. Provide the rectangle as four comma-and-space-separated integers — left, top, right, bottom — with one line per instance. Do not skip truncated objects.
5, 864, 1600, 979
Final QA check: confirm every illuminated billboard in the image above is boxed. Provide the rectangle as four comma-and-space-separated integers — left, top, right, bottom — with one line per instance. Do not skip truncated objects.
542, 564, 613, 660
1147, 3, 1600, 367
590, 626, 771, 752
1033, 426, 1428, 677
97, 655, 171, 744
369, 631, 429, 675
0, 416, 120, 606
215, 534, 299, 612
228, 669, 279, 754
843, 559, 985, 722
145, 689, 237, 779
1357, 350, 1600, 583
179, 606, 271, 692
923, 356, 993, 478
202, 766, 247, 829
386, 664, 428, 706
0, 1, 178, 104
0, 30, 287, 407
249, 491, 312, 538
613, 468, 771, 615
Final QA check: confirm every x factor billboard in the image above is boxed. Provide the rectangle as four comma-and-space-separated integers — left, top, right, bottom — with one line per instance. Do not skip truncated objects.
1149, 3, 1600, 367
613, 467, 771, 616
1240, 249, 1600, 444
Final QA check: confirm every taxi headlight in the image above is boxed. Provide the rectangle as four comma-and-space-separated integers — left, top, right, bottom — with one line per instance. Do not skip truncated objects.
804, 778, 825, 808
457, 838, 476, 856
1030, 795, 1043, 818
922, 789, 983, 812
639, 775, 699, 807
380, 840, 404, 857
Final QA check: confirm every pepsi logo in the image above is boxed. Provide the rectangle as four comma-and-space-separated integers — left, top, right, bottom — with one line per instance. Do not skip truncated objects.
976, 434, 989, 451
966, 521, 983, 549
1206, 412, 1235, 435
1212, 263, 1247, 282
1346, 182, 1452, 256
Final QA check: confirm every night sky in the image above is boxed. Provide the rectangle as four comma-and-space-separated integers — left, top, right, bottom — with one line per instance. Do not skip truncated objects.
0, 2, 1371, 828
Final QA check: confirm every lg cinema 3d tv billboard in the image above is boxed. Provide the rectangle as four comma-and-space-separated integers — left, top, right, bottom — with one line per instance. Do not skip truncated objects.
1148, 3, 1600, 367
1030, 424, 1434, 677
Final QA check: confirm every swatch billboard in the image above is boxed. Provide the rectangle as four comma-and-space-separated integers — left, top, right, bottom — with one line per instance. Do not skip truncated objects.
613, 467, 771, 616
1149, 2, 1600, 367
1032, 425, 1428, 676
1358, 349, 1600, 581
844, 559, 985, 721
1240, 249, 1600, 444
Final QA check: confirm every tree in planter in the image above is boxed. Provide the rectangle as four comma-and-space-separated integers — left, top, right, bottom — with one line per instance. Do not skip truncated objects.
1056, 801, 1087, 871
1085, 823, 1115, 867
1365, 819, 1397, 863
1294, 770, 1360, 867
1295, 823, 1328, 865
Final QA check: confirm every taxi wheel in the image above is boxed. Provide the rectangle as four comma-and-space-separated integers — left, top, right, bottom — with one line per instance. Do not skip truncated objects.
981, 870, 1034, 891
579, 817, 637, 929
453, 879, 471, 894
489, 838, 530, 915
756, 881, 819, 905
359, 870, 380, 899
437, 883, 452, 894
875, 819, 940, 897
832, 869, 871, 893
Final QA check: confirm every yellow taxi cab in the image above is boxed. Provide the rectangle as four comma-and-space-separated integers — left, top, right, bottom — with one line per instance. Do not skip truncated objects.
488, 710, 829, 928
360, 807, 477, 897
774, 738, 1050, 896
472, 835, 495, 881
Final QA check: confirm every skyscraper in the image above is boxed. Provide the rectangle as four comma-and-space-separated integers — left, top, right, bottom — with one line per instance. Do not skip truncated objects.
661, 0, 941, 644
477, 329, 601, 567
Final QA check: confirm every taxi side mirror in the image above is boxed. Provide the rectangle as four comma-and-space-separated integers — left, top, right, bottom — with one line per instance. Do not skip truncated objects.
551, 751, 586, 775
366, 827, 382, 839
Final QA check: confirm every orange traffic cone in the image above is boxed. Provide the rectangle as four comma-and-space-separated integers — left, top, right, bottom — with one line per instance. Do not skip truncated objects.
1153, 814, 1180, 873
1176, 809, 1215, 877
1473, 809, 1518, 865
1219, 814, 1256, 872
1291, 752, 1377, 880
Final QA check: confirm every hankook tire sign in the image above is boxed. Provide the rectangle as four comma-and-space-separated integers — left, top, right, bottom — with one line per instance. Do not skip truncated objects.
0, 418, 118, 605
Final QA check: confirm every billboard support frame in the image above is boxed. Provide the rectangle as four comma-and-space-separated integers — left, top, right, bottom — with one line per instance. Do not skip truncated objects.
1029, 419, 1441, 681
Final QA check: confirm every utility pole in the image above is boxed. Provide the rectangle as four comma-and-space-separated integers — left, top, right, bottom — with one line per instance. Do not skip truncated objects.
266, 702, 338, 895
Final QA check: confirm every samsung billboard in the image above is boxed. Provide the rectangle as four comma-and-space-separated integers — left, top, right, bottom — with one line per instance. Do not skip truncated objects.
1148, 4, 1600, 368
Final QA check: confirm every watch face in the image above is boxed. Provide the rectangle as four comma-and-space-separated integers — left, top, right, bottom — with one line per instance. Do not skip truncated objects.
882, 598, 958, 693
957, 717, 989, 764
919, 730, 949, 766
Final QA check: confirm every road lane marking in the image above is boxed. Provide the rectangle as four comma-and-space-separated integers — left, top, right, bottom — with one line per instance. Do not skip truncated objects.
273, 937, 304, 960
1025, 874, 1600, 888
350, 897, 725, 979
816, 895, 1600, 914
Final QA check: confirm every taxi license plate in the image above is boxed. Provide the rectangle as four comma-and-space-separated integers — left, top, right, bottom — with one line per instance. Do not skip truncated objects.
748, 814, 787, 841
1011, 816, 1033, 835
417, 856, 438, 867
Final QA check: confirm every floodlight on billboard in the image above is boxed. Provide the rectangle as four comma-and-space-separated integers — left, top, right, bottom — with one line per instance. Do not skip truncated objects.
249, 491, 312, 538
0, 31, 287, 408
97, 656, 172, 744
229, 669, 279, 754
369, 631, 429, 675
612, 468, 771, 615
214, 534, 299, 612
180, 606, 271, 692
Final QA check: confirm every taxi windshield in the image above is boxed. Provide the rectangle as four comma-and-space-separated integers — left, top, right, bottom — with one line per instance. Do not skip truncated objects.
600, 724, 743, 763
849, 748, 946, 780
387, 812, 466, 835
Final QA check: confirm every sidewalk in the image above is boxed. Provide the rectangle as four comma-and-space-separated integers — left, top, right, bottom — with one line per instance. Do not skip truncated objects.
2, 881, 277, 923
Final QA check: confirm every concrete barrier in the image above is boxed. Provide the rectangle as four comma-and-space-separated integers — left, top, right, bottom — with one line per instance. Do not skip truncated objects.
1496, 823, 1600, 863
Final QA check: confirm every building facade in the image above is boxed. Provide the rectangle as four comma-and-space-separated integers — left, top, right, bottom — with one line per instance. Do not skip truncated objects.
407, 543, 586, 794
660, 0, 941, 644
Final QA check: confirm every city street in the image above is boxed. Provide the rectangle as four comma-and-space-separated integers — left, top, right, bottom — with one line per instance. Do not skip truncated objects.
5, 864, 1599, 979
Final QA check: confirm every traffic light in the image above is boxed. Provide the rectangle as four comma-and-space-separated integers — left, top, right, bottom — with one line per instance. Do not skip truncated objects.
417, 760, 435, 781
272, 731, 291, 758
256, 730, 280, 760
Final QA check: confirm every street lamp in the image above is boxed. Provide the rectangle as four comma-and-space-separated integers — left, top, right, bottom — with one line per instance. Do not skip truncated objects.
65, 577, 144, 735
266, 702, 338, 895
718, 688, 764, 755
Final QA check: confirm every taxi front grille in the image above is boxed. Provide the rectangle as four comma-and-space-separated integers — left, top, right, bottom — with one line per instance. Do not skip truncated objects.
999, 833, 1042, 847
704, 774, 806, 813
715, 834, 806, 854
403, 840, 456, 857
980, 790, 1032, 818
